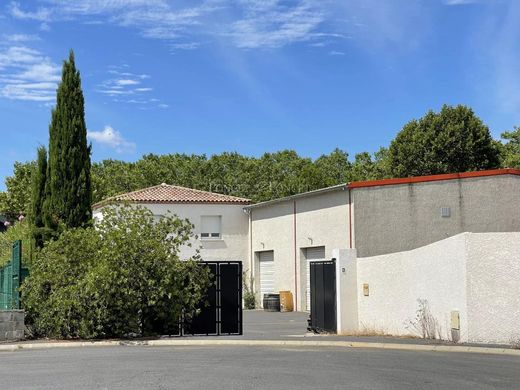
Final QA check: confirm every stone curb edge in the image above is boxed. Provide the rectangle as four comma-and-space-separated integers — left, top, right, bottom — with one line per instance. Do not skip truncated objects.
1, 339, 519, 356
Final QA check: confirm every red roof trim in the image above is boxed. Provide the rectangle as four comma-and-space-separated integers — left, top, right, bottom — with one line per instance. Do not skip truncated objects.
348, 169, 520, 189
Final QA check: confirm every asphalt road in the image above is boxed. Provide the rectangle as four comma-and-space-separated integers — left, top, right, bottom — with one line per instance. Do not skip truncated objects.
1, 345, 518, 389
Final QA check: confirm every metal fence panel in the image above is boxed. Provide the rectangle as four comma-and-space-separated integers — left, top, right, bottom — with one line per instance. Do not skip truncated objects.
0, 240, 27, 310
183, 261, 242, 336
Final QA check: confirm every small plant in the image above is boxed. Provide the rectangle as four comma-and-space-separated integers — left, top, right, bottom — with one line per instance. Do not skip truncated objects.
405, 299, 441, 340
510, 336, 520, 349
242, 272, 256, 310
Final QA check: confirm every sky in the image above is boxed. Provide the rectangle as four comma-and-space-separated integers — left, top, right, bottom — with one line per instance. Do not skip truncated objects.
1, 0, 520, 189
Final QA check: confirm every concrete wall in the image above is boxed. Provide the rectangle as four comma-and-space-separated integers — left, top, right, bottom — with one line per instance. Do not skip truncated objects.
356, 234, 468, 340
250, 189, 350, 310
352, 175, 520, 257
0, 310, 24, 341
354, 232, 520, 344
93, 203, 249, 266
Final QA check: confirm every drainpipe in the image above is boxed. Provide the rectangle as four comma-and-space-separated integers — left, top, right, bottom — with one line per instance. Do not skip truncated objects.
348, 187, 353, 249
243, 208, 253, 289
293, 200, 298, 310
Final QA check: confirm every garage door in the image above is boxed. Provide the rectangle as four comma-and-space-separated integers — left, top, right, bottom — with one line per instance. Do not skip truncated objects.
305, 246, 325, 312
258, 251, 275, 306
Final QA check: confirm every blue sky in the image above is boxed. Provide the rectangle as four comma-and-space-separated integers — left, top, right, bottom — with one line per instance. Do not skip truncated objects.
1, 0, 519, 189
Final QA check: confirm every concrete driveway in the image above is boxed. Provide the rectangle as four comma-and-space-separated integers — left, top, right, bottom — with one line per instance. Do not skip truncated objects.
240, 310, 309, 339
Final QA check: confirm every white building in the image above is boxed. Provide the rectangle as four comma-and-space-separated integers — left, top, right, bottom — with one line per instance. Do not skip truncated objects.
92, 183, 250, 264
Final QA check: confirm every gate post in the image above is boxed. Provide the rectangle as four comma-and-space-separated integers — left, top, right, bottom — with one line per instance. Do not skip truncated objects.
11, 240, 22, 310
332, 248, 358, 334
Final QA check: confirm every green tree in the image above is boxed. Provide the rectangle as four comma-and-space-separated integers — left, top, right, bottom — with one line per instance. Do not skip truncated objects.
388, 105, 500, 177
43, 50, 92, 230
30, 147, 48, 248
314, 148, 352, 187
500, 126, 520, 169
22, 205, 211, 339
0, 161, 35, 219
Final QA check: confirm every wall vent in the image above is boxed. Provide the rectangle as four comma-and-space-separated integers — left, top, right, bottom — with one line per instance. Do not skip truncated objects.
440, 207, 451, 218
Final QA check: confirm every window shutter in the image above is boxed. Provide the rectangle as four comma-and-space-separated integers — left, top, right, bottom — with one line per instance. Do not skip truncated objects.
201, 216, 221, 235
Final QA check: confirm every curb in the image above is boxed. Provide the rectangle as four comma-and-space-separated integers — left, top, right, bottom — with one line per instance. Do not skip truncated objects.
1, 339, 519, 356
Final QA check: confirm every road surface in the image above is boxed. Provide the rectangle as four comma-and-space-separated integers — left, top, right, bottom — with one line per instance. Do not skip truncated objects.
1, 345, 518, 389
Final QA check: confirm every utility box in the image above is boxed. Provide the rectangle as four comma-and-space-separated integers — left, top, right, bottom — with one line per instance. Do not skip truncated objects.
450, 310, 460, 343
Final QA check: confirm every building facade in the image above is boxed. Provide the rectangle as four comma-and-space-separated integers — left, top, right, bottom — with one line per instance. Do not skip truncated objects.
92, 183, 250, 265
245, 169, 520, 312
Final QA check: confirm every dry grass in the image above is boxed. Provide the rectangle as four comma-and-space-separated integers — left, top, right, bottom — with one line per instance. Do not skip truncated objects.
510, 336, 520, 349
338, 325, 419, 339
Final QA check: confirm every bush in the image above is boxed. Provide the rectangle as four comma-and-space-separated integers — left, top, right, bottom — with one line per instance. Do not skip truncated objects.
22, 205, 211, 339
242, 272, 256, 310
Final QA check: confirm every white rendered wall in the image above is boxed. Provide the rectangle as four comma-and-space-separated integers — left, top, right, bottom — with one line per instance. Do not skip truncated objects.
356, 234, 469, 340
93, 203, 249, 267
354, 232, 520, 344
465, 233, 520, 344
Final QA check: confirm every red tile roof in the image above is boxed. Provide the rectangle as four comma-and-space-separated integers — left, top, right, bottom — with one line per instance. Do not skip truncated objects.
93, 183, 250, 209
348, 168, 520, 189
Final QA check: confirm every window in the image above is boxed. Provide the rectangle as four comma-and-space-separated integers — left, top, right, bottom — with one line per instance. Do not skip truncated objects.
201, 215, 222, 239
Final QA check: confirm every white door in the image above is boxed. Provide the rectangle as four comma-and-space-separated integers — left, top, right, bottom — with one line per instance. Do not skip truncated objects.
305, 246, 326, 312
259, 251, 275, 307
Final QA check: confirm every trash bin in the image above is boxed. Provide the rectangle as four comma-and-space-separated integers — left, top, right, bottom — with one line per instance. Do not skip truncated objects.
263, 293, 280, 312
279, 291, 294, 312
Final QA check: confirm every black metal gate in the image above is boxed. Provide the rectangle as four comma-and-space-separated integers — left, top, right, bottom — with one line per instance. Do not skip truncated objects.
309, 260, 336, 333
183, 261, 243, 336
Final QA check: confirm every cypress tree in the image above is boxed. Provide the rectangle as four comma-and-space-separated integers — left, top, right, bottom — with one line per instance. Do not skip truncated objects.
30, 146, 48, 248
43, 50, 92, 230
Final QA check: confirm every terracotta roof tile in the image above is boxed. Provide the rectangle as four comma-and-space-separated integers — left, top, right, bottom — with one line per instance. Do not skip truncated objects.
93, 183, 250, 208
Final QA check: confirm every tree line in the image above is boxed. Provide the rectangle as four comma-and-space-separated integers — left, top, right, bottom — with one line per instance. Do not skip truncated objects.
1, 107, 519, 220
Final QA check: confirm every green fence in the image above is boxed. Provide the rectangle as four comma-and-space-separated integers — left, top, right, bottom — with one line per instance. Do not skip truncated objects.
0, 240, 29, 310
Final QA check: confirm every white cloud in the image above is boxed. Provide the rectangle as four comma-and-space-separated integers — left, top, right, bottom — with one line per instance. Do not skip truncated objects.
228, 1, 325, 48
443, 0, 479, 5
7, 1, 334, 50
8, 1, 52, 21
3, 34, 41, 42
170, 42, 200, 50
97, 66, 165, 108
329, 50, 345, 56
115, 79, 140, 86
87, 126, 136, 153
0, 45, 60, 102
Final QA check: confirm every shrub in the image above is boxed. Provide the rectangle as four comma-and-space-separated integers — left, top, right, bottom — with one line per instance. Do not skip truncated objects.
405, 299, 441, 340
22, 205, 211, 339
242, 272, 256, 310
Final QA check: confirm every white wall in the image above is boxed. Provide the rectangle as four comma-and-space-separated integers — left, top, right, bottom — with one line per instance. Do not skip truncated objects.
465, 233, 520, 344
93, 203, 249, 267
353, 232, 520, 344
356, 234, 468, 340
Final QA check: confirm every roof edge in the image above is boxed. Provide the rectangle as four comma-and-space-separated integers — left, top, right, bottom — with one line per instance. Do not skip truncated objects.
93, 199, 251, 210
92, 183, 251, 210
348, 168, 520, 189
244, 183, 347, 210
